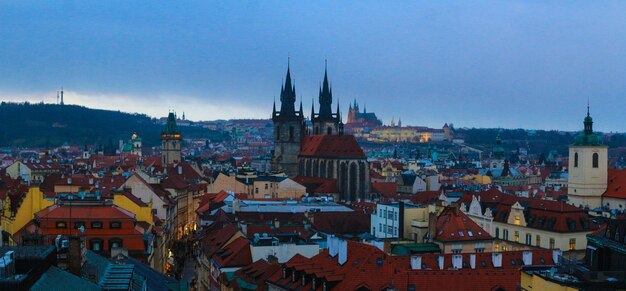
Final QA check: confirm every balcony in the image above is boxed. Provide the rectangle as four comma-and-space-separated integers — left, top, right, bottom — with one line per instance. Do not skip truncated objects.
411, 219, 428, 228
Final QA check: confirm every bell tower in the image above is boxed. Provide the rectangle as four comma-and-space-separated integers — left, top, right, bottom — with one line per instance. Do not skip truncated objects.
311, 61, 342, 135
567, 105, 607, 209
161, 112, 182, 165
271, 61, 305, 177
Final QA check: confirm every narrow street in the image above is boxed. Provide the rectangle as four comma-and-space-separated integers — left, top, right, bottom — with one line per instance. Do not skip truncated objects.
181, 257, 196, 290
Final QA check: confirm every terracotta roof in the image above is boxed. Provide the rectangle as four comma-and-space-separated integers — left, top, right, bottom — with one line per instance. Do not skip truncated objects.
212, 236, 252, 268
293, 176, 338, 194
230, 259, 280, 291
603, 169, 626, 199
435, 206, 493, 242
371, 182, 397, 198
299, 135, 365, 158
201, 224, 241, 257
35, 204, 136, 220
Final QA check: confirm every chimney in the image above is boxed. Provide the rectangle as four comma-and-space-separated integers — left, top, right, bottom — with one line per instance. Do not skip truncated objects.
273, 218, 280, 229
523, 251, 533, 265
492, 252, 502, 268
552, 250, 562, 264
437, 256, 444, 270
178, 165, 183, 175
452, 255, 462, 269
88, 177, 94, 185
67, 178, 72, 185
469, 254, 476, 269
68, 236, 85, 276
338, 239, 348, 265
328, 236, 338, 257
410, 256, 422, 270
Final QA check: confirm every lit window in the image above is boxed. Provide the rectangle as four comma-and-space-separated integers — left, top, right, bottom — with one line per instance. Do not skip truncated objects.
495, 243, 500, 252
56, 221, 67, 229
514, 216, 520, 225
514, 231, 520, 242
569, 238, 576, 250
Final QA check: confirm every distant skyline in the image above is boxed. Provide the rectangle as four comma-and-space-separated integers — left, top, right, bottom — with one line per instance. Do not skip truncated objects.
1, 1, 626, 131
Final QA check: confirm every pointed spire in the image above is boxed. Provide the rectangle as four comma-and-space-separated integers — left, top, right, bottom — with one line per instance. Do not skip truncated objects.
318, 60, 333, 118
272, 98, 277, 117
311, 98, 315, 120
584, 102, 593, 135
336, 99, 341, 122
278, 59, 296, 116
363, 103, 367, 114
299, 98, 303, 116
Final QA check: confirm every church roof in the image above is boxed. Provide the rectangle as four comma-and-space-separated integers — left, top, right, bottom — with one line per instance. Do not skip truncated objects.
300, 135, 365, 158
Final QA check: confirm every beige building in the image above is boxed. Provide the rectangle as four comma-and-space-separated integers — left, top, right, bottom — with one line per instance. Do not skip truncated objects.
252, 176, 306, 199
567, 109, 607, 209
462, 191, 602, 252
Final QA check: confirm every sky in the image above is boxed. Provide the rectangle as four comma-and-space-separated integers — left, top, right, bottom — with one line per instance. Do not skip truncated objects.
1, 1, 626, 131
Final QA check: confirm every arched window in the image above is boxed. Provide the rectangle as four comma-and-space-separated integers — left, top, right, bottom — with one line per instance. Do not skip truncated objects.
574, 152, 578, 168
289, 126, 294, 141
593, 153, 599, 168
276, 126, 281, 141
327, 127, 332, 135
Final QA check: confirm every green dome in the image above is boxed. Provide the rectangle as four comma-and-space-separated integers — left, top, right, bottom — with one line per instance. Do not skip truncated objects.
572, 132, 603, 146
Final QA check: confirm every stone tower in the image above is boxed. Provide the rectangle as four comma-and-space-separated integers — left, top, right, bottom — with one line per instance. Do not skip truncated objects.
311, 62, 342, 135
271, 63, 306, 177
161, 112, 182, 165
131, 133, 142, 157
568, 106, 607, 209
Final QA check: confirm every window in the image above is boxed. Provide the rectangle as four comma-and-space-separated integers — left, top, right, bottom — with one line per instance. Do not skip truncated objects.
574, 152, 578, 168
495, 227, 499, 238
593, 153, 599, 168
569, 238, 576, 250
56, 221, 67, 229
536, 235, 541, 247
110, 221, 122, 229
74, 221, 85, 230
514, 231, 520, 242
387, 210, 394, 220
379, 223, 382, 233
514, 216, 520, 225
327, 127, 332, 135
503, 229, 509, 241
90, 239, 103, 252
525, 234, 532, 245
110, 238, 123, 249
549, 238, 555, 249
394, 227, 398, 236
255, 188, 259, 194
289, 126, 294, 141
91, 221, 103, 229
502, 245, 508, 251
265, 183, 269, 190
495, 243, 500, 252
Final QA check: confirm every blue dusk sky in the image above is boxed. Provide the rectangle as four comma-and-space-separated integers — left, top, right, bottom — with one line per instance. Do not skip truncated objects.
1, 1, 626, 131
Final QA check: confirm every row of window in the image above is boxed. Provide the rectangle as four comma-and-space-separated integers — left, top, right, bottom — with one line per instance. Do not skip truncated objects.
495, 227, 576, 250
377, 223, 398, 236
56, 221, 122, 229
573, 152, 599, 168
378, 208, 398, 221
90, 238, 123, 252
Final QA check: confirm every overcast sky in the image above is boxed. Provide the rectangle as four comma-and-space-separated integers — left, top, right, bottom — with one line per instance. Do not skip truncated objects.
1, 1, 626, 131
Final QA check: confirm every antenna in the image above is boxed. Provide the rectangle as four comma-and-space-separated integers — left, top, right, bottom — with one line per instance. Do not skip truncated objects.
60, 87, 64, 105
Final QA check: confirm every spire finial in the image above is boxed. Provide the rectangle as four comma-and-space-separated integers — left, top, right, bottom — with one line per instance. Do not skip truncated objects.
587, 99, 590, 117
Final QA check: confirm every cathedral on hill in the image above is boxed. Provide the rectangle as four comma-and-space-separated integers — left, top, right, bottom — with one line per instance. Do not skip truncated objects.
271, 63, 370, 201
345, 99, 383, 134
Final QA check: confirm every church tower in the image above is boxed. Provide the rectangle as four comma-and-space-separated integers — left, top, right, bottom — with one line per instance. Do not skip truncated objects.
568, 106, 607, 209
161, 112, 182, 165
311, 62, 342, 135
271, 62, 306, 177
131, 133, 142, 157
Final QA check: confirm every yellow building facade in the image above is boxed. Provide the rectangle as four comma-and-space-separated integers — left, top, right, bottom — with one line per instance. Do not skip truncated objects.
2, 187, 54, 244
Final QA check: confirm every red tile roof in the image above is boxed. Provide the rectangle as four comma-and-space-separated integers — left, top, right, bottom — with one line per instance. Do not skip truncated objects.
603, 169, 626, 199
212, 236, 252, 268
230, 259, 280, 291
293, 176, 338, 194
435, 206, 493, 242
35, 204, 136, 220
299, 135, 365, 158
371, 182, 397, 198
